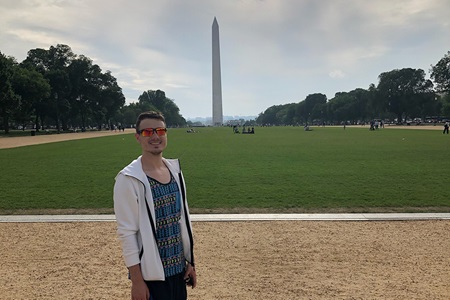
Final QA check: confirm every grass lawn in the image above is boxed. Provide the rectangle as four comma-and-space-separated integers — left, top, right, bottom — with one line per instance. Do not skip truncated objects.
1, 126, 449, 214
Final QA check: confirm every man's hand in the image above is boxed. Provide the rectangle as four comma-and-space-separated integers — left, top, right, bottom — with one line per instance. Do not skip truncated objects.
184, 263, 197, 289
129, 264, 150, 300
131, 279, 149, 300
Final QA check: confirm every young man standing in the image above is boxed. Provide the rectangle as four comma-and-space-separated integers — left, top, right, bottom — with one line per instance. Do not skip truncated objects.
114, 111, 196, 300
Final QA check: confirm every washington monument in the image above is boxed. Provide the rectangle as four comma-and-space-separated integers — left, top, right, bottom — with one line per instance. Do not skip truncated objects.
212, 17, 223, 126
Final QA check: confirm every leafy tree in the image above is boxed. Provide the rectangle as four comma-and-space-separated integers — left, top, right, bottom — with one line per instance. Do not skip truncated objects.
275, 105, 292, 125
47, 69, 71, 132
439, 94, 450, 118
120, 103, 145, 128
328, 93, 355, 123
283, 103, 298, 125
11, 66, 51, 130
93, 71, 125, 129
22, 48, 51, 73
138, 90, 186, 127
21, 49, 51, 129
67, 55, 95, 130
295, 102, 306, 124
140, 90, 166, 110
377, 68, 433, 123
348, 88, 373, 122
47, 45, 75, 131
22, 44, 76, 131
257, 104, 290, 125
163, 97, 186, 126
327, 88, 376, 124
0, 53, 21, 133
366, 83, 384, 119
430, 51, 450, 94
2, 45, 130, 131
299, 93, 327, 123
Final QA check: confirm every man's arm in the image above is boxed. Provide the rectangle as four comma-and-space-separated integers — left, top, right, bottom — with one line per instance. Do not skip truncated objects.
129, 264, 150, 300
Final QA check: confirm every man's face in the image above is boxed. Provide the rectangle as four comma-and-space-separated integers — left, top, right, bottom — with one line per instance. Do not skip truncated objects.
135, 118, 167, 155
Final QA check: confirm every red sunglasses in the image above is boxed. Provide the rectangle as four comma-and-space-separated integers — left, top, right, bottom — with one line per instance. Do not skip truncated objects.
138, 127, 167, 137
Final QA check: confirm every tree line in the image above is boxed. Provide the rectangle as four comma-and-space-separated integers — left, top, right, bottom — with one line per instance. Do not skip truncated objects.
0, 44, 186, 134
256, 51, 450, 126
2, 45, 449, 132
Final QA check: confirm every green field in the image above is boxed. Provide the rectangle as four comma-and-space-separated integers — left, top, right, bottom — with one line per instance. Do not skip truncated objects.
1, 126, 449, 214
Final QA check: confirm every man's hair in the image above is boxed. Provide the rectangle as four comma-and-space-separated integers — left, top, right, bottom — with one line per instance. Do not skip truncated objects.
135, 111, 166, 132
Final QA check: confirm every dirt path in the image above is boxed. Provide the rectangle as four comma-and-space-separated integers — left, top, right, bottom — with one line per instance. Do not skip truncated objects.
1, 221, 449, 299
0, 129, 132, 149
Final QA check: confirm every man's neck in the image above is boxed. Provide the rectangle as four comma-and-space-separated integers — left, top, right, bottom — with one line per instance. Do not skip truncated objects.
141, 152, 170, 182
141, 152, 164, 170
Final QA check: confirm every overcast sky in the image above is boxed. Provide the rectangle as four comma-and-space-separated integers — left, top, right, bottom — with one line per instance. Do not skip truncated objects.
1, 0, 449, 119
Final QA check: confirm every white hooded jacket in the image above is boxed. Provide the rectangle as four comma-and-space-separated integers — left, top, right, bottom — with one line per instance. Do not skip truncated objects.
114, 156, 194, 281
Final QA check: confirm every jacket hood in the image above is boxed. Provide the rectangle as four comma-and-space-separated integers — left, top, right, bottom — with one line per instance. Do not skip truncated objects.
117, 156, 181, 182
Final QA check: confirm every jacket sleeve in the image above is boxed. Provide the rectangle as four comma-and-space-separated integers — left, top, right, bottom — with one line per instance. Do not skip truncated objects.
113, 173, 141, 268
178, 169, 195, 267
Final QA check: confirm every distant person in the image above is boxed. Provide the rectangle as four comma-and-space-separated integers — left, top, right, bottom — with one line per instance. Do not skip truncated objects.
114, 111, 196, 300
444, 122, 449, 134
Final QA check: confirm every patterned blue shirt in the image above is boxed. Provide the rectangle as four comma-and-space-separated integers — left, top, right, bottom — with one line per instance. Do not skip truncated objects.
148, 174, 185, 277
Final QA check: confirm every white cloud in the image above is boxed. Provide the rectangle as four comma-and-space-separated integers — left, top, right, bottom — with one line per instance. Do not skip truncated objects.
329, 70, 345, 79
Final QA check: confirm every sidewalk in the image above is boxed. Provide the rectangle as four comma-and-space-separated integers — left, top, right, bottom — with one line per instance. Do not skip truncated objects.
1, 213, 449, 223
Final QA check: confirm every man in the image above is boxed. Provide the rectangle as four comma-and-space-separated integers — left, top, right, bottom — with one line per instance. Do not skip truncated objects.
114, 111, 196, 300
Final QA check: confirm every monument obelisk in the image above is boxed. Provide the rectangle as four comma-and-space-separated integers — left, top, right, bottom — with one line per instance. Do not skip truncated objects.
212, 17, 223, 126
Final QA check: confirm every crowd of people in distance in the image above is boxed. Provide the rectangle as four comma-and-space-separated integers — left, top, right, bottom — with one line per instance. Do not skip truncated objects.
110, 124, 126, 132
183, 120, 450, 136
233, 125, 255, 134
369, 120, 384, 131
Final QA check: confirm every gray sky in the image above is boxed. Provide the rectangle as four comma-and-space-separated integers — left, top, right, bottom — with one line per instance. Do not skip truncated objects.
1, 0, 449, 119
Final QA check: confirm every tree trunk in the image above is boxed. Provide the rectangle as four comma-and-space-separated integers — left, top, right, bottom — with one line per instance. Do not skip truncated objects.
2, 114, 9, 134
34, 115, 40, 132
